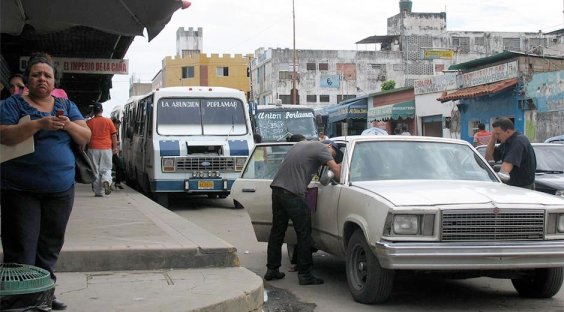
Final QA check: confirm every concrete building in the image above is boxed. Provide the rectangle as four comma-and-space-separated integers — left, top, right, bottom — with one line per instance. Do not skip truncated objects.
250, 48, 403, 109
151, 27, 252, 97
251, 0, 562, 135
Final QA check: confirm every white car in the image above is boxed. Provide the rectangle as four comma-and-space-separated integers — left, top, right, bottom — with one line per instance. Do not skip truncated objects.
231, 136, 564, 304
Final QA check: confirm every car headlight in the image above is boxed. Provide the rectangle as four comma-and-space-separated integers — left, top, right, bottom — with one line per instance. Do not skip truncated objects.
559, 214, 564, 233
162, 158, 175, 172
393, 215, 419, 235
555, 190, 564, 197
547, 213, 564, 234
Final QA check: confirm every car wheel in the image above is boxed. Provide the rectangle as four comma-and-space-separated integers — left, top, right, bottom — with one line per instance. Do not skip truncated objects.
346, 230, 395, 304
511, 267, 563, 298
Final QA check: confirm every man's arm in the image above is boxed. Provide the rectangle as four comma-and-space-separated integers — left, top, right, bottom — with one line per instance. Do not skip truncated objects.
485, 133, 497, 161
326, 159, 341, 181
111, 133, 118, 154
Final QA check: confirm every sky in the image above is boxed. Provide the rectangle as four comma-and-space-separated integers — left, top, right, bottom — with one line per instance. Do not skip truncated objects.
102, 0, 564, 116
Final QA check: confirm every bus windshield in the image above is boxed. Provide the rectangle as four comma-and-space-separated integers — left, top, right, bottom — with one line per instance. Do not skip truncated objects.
157, 98, 248, 135
255, 109, 317, 142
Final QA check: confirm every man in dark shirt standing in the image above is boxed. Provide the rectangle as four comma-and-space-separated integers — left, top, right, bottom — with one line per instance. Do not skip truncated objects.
265, 140, 341, 285
486, 118, 536, 189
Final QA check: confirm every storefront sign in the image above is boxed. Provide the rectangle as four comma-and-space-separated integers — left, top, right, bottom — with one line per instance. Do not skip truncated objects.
414, 74, 458, 95
20, 56, 128, 75
458, 61, 518, 88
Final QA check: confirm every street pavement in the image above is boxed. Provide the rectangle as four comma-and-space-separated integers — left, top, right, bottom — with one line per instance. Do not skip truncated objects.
0, 184, 264, 312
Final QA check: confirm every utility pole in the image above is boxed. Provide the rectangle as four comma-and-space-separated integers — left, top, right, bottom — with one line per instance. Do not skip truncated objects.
292, 0, 297, 105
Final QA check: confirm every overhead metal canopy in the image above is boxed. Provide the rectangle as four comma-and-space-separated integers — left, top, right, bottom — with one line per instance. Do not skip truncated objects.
0, 0, 190, 113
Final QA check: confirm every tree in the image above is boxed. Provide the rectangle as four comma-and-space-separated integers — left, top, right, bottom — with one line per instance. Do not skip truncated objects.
381, 80, 396, 91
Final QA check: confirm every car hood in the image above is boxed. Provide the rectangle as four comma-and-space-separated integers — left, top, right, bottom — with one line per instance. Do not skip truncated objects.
535, 173, 564, 190
351, 180, 564, 206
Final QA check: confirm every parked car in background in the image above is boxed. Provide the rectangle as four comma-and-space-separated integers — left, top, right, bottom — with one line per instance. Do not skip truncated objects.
476, 143, 564, 197
232, 136, 564, 304
545, 134, 564, 144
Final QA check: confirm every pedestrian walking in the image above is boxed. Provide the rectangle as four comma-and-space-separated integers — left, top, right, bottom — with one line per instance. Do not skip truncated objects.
473, 123, 491, 146
86, 103, 118, 196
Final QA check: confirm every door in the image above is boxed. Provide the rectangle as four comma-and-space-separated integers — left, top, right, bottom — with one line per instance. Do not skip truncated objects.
230, 143, 297, 243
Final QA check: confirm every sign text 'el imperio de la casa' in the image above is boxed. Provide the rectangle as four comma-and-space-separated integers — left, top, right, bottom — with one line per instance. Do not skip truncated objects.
20, 57, 128, 75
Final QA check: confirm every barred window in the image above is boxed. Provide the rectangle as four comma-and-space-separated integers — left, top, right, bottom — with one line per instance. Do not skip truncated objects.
319, 63, 329, 71
319, 95, 330, 102
306, 63, 316, 70
306, 95, 317, 102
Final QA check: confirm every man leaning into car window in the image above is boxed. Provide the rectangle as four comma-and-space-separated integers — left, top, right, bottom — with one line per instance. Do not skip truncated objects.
264, 138, 341, 285
486, 118, 536, 189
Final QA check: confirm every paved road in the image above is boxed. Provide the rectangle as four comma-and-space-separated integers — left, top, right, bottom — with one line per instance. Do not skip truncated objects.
169, 195, 564, 312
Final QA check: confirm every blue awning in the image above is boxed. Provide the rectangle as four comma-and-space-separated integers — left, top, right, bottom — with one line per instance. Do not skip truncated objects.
328, 99, 367, 123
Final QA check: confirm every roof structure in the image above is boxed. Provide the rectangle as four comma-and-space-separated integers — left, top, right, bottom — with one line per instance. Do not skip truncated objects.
437, 78, 518, 102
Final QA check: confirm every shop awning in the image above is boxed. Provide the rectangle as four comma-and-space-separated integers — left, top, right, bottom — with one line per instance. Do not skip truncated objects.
437, 78, 518, 102
368, 100, 415, 121
328, 99, 367, 123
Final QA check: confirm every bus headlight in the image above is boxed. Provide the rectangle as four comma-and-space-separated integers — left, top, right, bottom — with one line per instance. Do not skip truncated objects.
162, 158, 175, 172
235, 157, 247, 171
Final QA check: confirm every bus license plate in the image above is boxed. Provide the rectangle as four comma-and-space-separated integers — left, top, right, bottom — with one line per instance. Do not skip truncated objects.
198, 180, 214, 190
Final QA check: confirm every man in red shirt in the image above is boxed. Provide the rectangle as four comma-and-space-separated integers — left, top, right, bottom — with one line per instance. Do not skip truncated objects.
86, 103, 117, 196
473, 123, 491, 147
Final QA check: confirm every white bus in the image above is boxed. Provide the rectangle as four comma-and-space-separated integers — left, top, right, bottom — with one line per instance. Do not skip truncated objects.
121, 87, 254, 206
251, 103, 318, 142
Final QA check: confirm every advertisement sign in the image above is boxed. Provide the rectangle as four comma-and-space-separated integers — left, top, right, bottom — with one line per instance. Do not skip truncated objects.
320, 74, 340, 88
457, 61, 518, 88
424, 50, 454, 60
414, 74, 458, 95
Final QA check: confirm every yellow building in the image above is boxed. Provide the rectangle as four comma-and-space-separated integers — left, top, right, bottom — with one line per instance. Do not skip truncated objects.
162, 53, 252, 96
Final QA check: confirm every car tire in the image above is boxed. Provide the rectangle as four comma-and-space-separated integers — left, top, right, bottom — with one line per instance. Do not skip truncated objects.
346, 229, 394, 304
511, 267, 563, 298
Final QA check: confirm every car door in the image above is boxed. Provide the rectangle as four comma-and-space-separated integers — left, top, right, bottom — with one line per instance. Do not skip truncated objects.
231, 143, 297, 243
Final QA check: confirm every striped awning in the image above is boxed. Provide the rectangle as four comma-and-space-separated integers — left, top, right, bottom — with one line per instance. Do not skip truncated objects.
368, 100, 415, 121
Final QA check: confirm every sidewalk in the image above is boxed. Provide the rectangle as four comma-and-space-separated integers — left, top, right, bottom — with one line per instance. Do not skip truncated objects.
0, 184, 264, 311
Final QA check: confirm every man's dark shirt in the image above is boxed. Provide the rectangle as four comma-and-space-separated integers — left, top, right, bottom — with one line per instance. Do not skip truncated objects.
493, 131, 536, 187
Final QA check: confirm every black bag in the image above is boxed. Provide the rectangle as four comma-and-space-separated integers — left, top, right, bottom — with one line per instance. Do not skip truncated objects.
73, 145, 96, 184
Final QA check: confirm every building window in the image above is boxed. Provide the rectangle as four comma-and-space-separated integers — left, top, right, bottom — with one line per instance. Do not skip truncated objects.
279, 71, 298, 80
452, 37, 470, 53
216, 66, 229, 77
182, 66, 194, 78
319, 63, 329, 71
475, 37, 485, 46
337, 95, 356, 103
503, 38, 521, 50
319, 95, 330, 102
306, 63, 316, 70
279, 95, 292, 104
306, 95, 317, 102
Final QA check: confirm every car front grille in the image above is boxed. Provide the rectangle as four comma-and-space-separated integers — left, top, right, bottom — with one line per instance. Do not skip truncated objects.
176, 157, 236, 172
441, 209, 545, 241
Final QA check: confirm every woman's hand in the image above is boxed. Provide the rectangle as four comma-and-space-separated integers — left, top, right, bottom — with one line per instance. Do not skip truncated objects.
37, 115, 66, 131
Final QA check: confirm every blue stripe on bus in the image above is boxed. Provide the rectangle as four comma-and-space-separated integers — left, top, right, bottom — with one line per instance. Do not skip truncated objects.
228, 140, 249, 156
152, 179, 235, 192
159, 140, 180, 156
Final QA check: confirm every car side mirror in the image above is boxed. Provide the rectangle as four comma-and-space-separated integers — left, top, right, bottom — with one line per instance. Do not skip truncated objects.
320, 170, 335, 186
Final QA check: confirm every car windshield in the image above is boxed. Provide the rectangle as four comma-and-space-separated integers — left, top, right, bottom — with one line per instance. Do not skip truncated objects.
349, 141, 498, 182
534, 145, 564, 172
156, 98, 248, 135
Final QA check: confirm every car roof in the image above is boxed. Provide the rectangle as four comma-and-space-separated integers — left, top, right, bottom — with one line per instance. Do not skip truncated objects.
331, 135, 471, 145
